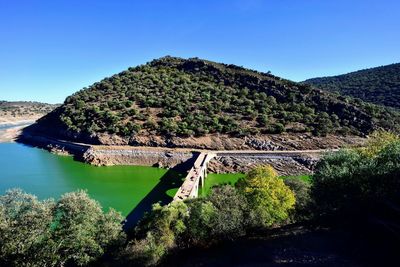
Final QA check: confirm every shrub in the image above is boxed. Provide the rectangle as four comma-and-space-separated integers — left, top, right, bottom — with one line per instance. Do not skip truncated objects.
206, 185, 248, 239
125, 201, 188, 266
184, 185, 248, 245
52, 190, 125, 266
283, 178, 312, 222
359, 130, 400, 158
0, 189, 125, 267
0, 189, 54, 266
311, 137, 400, 221
184, 198, 216, 245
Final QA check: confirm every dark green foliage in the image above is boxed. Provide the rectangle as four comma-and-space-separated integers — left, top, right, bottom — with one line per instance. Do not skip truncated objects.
284, 178, 312, 222
124, 202, 188, 266
36, 57, 400, 142
311, 142, 400, 219
0, 189, 125, 267
185, 185, 248, 244
304, 63, 400, 109
206, 185, 248, 239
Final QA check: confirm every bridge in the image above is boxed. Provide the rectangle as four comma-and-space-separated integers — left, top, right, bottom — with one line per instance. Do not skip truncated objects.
172, 148, 337, 202
173, 152, 216, 202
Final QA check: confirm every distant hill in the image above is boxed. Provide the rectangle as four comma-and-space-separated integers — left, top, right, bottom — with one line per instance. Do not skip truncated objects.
0, 101, 59, 123
303, 63, 400, 109
24, 57, 400, 148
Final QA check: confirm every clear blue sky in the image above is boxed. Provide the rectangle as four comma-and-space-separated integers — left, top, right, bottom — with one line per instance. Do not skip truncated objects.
1, 0, 399, 104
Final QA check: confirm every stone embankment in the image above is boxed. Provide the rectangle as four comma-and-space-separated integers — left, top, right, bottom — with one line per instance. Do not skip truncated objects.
83, 147, 196, 169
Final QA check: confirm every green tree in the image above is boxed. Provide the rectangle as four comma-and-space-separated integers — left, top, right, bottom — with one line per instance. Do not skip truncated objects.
359, 130, 400, 158
283, 178, 312, 222
0, 189, 125, 267
206, 185, 248, 239
236, 165, 295, 228
184, 199, 216, 245
52, 190, 125, 266
125, 201, 188, 266
312, 136, 400, 220
0, 189, 54, 266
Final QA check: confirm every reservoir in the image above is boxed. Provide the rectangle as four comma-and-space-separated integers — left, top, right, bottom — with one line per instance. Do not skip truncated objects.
0, 142, 243, 217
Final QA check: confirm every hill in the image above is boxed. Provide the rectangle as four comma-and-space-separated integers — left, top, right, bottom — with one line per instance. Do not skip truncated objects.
303, 63, 400, 109
24, 57, 400, 149
0, 101, 59, 124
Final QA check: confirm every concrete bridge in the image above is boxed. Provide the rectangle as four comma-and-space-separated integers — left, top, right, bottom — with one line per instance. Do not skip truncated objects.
173, 152, 216, 202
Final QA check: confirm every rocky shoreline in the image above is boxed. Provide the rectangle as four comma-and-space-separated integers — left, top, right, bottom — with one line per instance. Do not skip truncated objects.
17, 133, 326, 175
208, 155, 319, 176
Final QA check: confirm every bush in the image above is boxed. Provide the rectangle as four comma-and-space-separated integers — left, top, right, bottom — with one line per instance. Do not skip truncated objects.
206, 185, 248, 239
52, 190, 125, 266
0, 189, 54, 266
0, 189, 125, 267
184, 198, 216, 245
311, 135, 400, 220
283, 178, 312, 222
125, 201, 188, 266
184, 185, 248, 245
236, 165, 296, 228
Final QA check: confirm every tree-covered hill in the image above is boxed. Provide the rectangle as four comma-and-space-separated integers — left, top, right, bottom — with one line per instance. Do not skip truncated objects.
27, 57, 400, 146
0, 100, 59, 123
303, 63, 400, 109
0, 101, 58, 116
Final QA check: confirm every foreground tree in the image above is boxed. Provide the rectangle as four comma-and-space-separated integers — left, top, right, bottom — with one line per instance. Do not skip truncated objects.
123, 201, 188, 266
312, 131, 400, 220
184, 184, 249, 245
236, 165, 296, 228
0, 189, 125, 267
0, 189, 54, 266
52, 190, 125, 266
283, 178, 312, 222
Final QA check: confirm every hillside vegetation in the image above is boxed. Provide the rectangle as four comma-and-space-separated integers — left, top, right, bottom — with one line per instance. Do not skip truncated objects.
0, 101, 58, 123
31, 57, 400, 145
304, 63, 400, 109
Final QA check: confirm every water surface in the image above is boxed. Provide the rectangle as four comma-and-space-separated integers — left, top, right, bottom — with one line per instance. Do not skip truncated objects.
0, 143, 249, 218
0, 143, 183, 216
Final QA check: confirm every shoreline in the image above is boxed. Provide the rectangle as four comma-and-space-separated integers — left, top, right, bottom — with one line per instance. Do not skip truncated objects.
0, 120, 37, 143
17, 133, 328, 175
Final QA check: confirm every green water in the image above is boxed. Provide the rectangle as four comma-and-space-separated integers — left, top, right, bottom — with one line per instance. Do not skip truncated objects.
0, 143, 245, 219
0, 143, 184, 216
281, 175, 312, 183
200, 172, 245, 195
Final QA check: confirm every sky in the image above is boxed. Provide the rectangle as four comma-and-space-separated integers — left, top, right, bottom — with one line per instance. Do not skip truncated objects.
0, 0, 399, 104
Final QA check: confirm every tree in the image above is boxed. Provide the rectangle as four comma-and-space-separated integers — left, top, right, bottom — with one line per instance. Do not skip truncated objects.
0, 189, 54, 266
52, 190, 125, 266
359, 130, 400, 158
125, 201, 188, 266
236, 165, 295, 228
284, 178, 312, 222
184, 198, 216, 245
311, 136, 400, 221
206, 185, 248, 239
0, 189, 125, 267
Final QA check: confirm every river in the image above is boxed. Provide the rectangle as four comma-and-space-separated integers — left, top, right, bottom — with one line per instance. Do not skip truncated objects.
0, 142, 243, 217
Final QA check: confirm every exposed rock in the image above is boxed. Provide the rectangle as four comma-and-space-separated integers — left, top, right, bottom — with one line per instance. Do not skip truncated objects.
208, 155, 317, 176
82, 147, 195, 168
